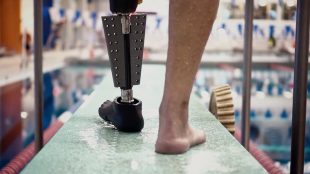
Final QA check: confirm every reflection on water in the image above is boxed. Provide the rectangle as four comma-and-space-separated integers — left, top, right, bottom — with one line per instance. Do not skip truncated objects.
0, 65, 107, 168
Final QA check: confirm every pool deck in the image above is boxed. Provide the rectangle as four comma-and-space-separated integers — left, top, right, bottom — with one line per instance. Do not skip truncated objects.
21, 65, 267, 174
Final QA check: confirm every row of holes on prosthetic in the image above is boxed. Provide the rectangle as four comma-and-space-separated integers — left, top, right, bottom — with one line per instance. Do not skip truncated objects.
104, 16, 145, 53
103, 16, 145, 37
103, 15, 146, 23
109, 37, 142, 85
107, 31, 144, 53
103, 17, 145, 85
113, 60, 142, 85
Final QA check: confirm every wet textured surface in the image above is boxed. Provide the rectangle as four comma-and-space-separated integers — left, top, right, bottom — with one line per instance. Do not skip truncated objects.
22, 65, 267, 174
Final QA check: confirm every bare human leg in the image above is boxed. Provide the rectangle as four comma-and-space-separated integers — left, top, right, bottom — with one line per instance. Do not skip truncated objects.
155, 0, 219, 154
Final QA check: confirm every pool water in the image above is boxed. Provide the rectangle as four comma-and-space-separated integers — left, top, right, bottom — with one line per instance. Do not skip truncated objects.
0, 65, 108, 168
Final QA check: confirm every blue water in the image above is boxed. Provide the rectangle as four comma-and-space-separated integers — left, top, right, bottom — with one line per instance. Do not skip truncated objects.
0, 65, 108, 168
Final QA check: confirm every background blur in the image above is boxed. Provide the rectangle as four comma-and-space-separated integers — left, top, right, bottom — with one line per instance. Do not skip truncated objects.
0, 0, 309, 173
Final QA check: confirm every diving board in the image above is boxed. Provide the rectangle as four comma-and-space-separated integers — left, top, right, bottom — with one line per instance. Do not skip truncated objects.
22, 65, 267, 174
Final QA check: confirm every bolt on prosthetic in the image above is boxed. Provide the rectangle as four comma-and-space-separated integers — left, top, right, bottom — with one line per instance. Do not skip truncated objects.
98, 0, 146, 132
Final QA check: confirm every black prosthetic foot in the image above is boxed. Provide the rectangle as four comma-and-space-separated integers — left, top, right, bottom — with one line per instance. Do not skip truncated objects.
98, 97, 144, 132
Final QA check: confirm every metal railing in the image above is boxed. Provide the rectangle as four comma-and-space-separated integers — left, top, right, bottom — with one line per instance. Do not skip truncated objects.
290, 0, 310, 173
34, 0, 43, 152
241, 0, 310, 173
241, 0, 254, 150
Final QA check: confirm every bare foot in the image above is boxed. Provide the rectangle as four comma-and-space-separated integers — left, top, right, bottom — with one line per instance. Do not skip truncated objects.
155, 102, 206, 154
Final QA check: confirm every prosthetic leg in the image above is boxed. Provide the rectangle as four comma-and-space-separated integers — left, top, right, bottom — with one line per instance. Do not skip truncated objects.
98, 0, 146, 132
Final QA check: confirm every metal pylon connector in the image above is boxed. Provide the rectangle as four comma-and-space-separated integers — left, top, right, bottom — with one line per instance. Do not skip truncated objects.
121, 89, 134, 103
120, 14, 131, 34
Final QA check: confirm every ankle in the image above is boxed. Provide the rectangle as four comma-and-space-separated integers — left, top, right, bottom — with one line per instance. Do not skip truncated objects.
159, 98, 189, 114
159, 101, 189, 121
159, 100, 190, 130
